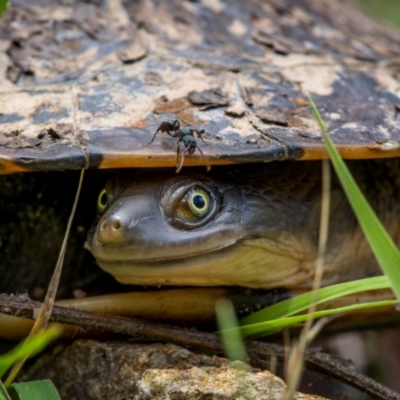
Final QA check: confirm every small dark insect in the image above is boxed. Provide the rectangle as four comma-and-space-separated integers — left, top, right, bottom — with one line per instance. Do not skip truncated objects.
149, 119, 211, 173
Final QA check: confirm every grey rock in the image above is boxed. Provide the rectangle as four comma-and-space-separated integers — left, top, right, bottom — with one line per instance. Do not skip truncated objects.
21, 340, 326, 400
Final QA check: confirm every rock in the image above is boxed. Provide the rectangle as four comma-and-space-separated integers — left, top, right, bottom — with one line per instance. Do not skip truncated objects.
21, 340, 326, 400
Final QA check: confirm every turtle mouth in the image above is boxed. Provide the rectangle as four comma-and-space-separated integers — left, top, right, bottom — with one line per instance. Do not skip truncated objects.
88, 237, 237, 264
91, 239, 307, 289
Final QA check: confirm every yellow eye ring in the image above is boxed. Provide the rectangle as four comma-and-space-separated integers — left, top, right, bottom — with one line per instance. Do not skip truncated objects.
188, 188, 210, 218
97, 188, 108, 214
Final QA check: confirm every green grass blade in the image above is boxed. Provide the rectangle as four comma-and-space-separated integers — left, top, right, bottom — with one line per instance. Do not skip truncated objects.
7, 380, 60, 400
0, 382, 11, 400
215, 298, 247, 363
0, 0, 8, 18
0, 326, 61, 379
239, 299, 397, 337
307, 93, 400, 299
241, 276, 390, 325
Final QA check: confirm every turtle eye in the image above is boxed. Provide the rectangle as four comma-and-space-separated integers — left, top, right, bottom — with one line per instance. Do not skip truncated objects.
188, 189, 210, 218
160, 178, 221, 229
175, 187, 212, 222
97, 188, 109, 214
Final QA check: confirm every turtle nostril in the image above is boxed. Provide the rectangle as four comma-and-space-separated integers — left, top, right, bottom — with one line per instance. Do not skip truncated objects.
100, 221, 107, 231
112, 220, 121, 231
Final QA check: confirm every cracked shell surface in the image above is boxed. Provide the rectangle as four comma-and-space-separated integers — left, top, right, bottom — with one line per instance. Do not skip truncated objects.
1, 0, 400, 173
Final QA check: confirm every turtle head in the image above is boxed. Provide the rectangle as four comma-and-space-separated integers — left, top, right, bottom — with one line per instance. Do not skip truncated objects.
86, 168, 320, 288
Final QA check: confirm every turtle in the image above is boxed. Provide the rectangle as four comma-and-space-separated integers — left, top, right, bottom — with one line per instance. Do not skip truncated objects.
0, 0, 399, 326
1, 0, 400, 397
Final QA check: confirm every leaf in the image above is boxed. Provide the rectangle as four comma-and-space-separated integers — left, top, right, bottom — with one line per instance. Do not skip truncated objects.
0, 381, 11, 400
7, 380, 60, 400
215, 298, 247, 363
0, 326, 61, 379
241, 276, 390, 325
239, 299, 397, 337
307, 93, 400, 299
0, 0, 8, 18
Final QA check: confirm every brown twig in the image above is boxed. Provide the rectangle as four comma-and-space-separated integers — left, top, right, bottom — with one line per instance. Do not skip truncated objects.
0, 294, 399, 400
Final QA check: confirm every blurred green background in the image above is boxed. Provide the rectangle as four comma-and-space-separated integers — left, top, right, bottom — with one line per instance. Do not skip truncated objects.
355, 0, 400, 29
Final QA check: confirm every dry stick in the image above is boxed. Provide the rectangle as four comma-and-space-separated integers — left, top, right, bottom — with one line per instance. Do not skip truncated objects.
4, 170, 85, 385
0, 295, 399, 400
283, 159, 331, 399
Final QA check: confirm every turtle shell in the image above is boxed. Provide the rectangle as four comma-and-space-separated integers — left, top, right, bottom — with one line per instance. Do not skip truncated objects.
0, 0, 400, 174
